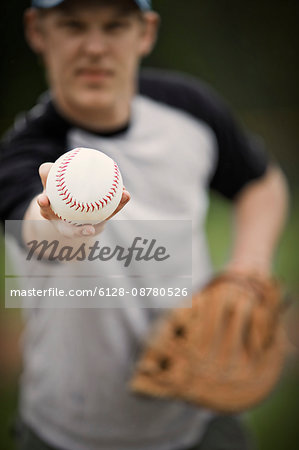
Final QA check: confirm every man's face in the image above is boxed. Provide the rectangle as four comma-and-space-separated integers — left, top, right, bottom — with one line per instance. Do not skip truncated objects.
26, 0, 156, 123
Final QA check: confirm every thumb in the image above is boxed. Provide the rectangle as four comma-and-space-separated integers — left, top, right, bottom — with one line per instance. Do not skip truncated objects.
39, 162, 53, 190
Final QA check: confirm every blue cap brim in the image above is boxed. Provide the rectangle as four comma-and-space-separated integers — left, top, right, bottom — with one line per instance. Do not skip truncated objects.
32, 0, 151, 10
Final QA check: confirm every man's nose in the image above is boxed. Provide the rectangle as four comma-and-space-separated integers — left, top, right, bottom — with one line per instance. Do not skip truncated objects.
83, 29, 108, 57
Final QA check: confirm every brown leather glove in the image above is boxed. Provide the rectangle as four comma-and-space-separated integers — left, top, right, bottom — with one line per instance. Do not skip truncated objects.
130, 272, 287, 413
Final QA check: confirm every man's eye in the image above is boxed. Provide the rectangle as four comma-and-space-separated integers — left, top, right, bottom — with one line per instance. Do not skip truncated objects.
106, 21, 128, 32
61, 20, 85, 31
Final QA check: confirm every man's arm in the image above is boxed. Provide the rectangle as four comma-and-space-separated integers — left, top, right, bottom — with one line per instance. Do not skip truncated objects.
226, 165, 289, 276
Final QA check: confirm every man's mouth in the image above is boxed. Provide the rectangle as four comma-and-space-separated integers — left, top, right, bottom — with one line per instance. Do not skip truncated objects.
76, 68, 113, 82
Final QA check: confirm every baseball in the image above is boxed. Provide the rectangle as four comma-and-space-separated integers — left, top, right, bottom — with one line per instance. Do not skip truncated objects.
46, 147, 123, 224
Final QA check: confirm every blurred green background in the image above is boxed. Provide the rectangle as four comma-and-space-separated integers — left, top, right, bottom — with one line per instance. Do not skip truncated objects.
1, 0, 298, 449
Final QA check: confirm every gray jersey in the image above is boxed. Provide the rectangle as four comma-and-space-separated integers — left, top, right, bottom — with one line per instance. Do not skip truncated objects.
1, 70, 268, 450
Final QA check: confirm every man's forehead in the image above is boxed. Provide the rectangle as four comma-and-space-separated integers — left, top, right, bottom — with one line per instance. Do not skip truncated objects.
52, 1, 141, 19
32, 0, 151, 11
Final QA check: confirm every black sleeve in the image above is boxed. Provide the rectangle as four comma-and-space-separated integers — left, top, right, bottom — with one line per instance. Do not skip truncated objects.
139, 68, 269, 199
0, 97, 69, 228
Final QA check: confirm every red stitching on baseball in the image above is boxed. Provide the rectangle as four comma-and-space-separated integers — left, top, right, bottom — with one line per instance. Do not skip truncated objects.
54, 148, 121, 219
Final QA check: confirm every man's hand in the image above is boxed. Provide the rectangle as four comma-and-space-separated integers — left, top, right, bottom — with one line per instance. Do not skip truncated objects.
37, 162, 130, 239
22, 162, 130, 247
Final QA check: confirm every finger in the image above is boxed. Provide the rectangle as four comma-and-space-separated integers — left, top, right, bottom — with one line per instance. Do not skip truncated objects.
196, 284, 240, 359
120, 189, 131, 206
195, 287, 226, 356
105, 189, 131, 221
37, 194, 100, 238
54, 222, 96, 238
216, 298, 253, 370
93, 222, 106, 234
78, 225, 96, 237
37, 193, 50, 208
37, 193, 58, 220
246, 304, 276, 355
39, 162, 53, 190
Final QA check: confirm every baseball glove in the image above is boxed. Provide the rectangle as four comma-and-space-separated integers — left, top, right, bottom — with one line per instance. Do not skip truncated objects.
130, 272, 287, 413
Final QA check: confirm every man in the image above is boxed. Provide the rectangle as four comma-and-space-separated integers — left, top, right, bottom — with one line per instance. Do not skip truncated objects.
0, 0, 288, 449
